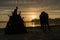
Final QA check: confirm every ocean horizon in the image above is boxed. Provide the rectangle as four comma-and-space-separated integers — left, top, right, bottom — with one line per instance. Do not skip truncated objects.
0, 21, 56, 28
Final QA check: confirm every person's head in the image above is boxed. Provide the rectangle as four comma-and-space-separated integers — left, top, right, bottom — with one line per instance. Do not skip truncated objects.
41, 11, 47, 15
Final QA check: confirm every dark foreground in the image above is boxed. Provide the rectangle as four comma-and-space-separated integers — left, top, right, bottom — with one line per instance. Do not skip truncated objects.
0, 25, 60, 40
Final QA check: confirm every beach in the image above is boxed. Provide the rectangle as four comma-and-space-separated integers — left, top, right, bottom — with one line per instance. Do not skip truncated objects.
0, 25, 60, 40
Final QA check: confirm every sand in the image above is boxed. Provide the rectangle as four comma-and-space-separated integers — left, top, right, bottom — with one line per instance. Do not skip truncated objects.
0, 25, 60, 40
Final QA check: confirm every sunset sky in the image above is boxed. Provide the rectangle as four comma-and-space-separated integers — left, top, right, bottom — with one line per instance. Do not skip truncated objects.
0, 0, 60, 21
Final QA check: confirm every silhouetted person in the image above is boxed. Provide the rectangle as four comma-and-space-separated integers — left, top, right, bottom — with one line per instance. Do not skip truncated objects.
17, 12, 27, 33
5, 7, 27, 34
39, 11, 50, 32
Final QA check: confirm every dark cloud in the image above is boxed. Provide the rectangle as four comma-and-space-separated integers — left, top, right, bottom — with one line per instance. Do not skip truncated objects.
42, 0, 60, 7
0, 0, 60, 9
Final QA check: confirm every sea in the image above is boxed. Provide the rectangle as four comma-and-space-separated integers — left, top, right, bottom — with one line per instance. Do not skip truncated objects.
0, 21, 40, 28
0, 21, 55, 28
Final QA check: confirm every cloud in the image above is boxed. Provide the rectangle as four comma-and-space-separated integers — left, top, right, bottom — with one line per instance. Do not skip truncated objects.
0, 0, 60, 11
0, 0, 60, 9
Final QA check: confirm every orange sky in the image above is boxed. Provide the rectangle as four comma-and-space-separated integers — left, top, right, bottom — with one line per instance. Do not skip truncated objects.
0, 0, 60, 21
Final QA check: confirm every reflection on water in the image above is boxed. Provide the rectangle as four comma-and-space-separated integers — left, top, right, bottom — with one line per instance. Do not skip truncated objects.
24, 21, 56, 27
25, 21, 40, 27
0, 22, 40, 28
0, 21, 56, 28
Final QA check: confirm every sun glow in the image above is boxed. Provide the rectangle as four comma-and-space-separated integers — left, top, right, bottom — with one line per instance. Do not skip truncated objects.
23, 12, 38, 21
29, 12, 37, 20
31, 15, 36, 19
